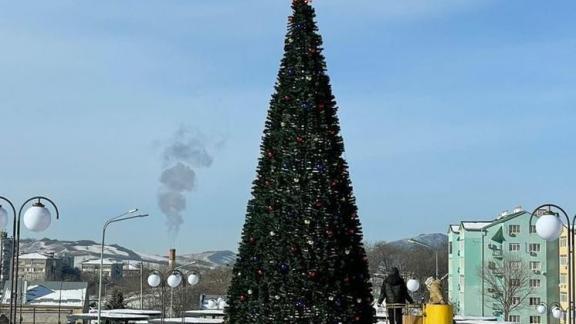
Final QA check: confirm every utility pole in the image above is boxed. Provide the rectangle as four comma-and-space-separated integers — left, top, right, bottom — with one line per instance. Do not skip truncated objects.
140, 261, 144, 309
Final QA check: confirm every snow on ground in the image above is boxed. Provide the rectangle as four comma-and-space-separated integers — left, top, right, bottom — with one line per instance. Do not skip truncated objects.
73, 244, 130, 256
136, 251, 168, 263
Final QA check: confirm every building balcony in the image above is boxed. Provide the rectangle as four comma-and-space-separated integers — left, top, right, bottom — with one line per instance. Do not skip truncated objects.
492, 250, 503, 258
492, 269, 504, 277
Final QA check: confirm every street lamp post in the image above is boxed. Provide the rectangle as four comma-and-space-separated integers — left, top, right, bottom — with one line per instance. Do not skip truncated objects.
97, 210, 149, 324
0, 196, 60, 324
0, 197, 16, 321
536, 302, 566, 323
529, 204, 574, 324
140, 261, 144, 310
408, 239, 439, 279
147, 269, 200, 323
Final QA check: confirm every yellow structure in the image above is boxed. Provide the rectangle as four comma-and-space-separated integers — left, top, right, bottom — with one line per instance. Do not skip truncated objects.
559, 227, 571, 323
424, 304, 453, 324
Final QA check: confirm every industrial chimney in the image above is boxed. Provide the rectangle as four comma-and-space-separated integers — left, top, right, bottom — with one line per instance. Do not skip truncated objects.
168, 249, 176, 269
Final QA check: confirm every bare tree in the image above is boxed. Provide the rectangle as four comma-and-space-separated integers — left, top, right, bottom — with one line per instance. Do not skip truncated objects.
365, 240, 449, 303
480, 254, 534, 320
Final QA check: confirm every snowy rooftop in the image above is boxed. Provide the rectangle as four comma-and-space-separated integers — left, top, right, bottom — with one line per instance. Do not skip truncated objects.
1, 281, 87, 307
450, 225, 460, 233
123, 261, 143, 270
68, 312, 151, 320
150, 319, 223, 323
453, 315, 514, 323
19, 252, 50, 260
461, 222, 491, 230
82, 258, 123, 265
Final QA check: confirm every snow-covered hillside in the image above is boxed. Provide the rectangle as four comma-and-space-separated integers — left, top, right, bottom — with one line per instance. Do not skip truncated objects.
18, 238, 236, 269
386, 233, 448, 249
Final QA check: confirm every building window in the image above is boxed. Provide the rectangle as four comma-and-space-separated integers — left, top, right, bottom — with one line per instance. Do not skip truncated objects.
561, 274, 568, 285
510, 279, 520, 287
529, 279, 540, 288
530, 261, 541, 271
529, 297, 541, 305
561, 292, 568, 303
561, 236, 568, 248
529, 315, 541, 323
511, 297, 520, 305
509, 243, 520, 252
509, 315, 520, 322
528, 243, 541, 253
509, 261, 521, 270
449, 242, 452, 254
530, 225, 537, 234
561, 255, 568, 266
509, 225, 520, 235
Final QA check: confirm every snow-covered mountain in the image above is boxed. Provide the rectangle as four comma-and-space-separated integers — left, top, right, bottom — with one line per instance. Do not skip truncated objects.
386, 233, 448, 249
18, 238, 236, 269
17, 234, 445, 269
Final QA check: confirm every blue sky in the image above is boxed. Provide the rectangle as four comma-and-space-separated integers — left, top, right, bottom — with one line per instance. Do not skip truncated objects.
1, 0, 575, 255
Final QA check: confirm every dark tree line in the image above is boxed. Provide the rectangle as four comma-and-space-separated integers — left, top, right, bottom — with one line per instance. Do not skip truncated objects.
365, 240, 449, 302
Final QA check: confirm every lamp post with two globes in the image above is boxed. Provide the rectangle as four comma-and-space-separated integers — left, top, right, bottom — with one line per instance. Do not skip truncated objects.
536, 302, 565, 323
0, 196, 60, 324
147, 269, 200, 322
530, 204, 574, 324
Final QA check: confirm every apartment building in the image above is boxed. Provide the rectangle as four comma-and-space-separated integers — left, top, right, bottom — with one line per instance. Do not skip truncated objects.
448, 207, 560, 323
18, 252, 63, 282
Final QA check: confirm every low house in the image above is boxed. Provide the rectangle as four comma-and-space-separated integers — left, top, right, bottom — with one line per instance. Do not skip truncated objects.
81, 258, 123, 281
200, 294, 227, 310
0, 281, 88, 323
122, 261, 143, 278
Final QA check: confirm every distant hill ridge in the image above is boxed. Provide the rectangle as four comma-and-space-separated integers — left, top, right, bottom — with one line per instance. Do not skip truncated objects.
17, 233, 446, 269
18, 238, 236, 269
379, 233, 448, 250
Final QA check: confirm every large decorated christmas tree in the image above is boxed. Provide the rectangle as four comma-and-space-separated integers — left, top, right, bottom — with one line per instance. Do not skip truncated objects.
226, 0, 375, 322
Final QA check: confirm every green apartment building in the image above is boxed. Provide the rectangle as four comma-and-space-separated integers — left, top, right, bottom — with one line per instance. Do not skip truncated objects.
448, 207, 560, 323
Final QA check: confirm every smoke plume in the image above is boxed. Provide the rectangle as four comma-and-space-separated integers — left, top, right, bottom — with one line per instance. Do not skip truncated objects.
158, 126, 214, 234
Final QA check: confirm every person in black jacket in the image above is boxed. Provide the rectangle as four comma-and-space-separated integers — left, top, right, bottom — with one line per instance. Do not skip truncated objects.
377, 267, 414, 324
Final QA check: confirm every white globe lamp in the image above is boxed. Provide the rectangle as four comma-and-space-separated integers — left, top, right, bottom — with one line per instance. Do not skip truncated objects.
23, 202, 51, 232
536, 304, 547, 315
188, 273, 200, 286
0, 206, 8, 228
536, 213, 563, 241
218, 299, 227, 309
147, 273, 161, 288
552, 306, 563, 319
207, 299, 216, 309
167, 272, 182, 288
407, 279, 420, 292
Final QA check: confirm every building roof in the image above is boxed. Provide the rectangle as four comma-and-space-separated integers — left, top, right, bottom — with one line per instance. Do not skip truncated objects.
1, 281, 88, 308
449, 225, 460, 233
483, 210, 529, 229
461, 221, 491, 231
124, 263, 141, 271
19, 253, 51, 260
82, 258, 123, 266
